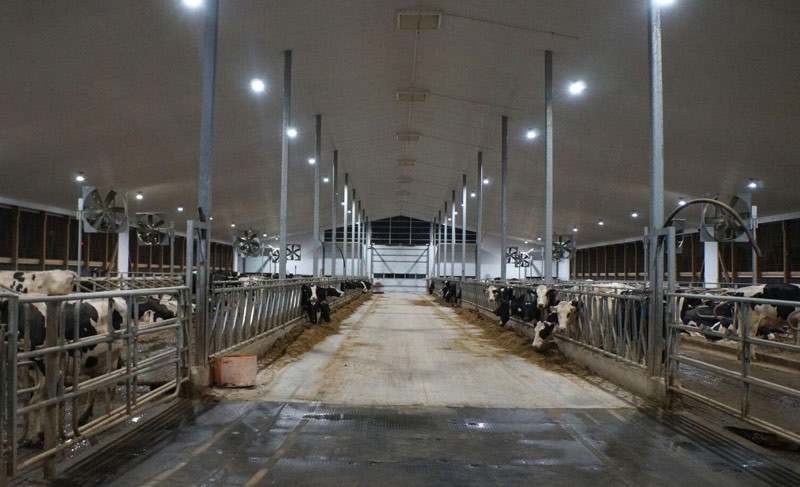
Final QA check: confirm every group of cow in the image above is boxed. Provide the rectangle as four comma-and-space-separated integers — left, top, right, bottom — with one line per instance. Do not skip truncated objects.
485, 283, 579, 351
299, 280, 372, 324
678, 283, 800, 346
0, 270, 178, 446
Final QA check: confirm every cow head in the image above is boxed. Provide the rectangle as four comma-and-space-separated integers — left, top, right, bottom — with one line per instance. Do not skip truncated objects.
532, 320, 556, 351
535, 284, 550, 309
487, 285, 498, 303
553, 299, 580, 331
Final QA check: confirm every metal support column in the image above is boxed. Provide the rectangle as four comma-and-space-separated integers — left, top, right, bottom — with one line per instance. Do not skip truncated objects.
501, 115, 509, 280
343, 173, 349, 276
647, 2, 665, 376
351, 189, 357, 276
443, 203, 448, 277
544, 50, 554, 283
461, 174, 467, 280
476, 152, 483, 279
331, 150, 338, 276
313, 114, 321, 277
194, 0, 219, 367
451, 190, 456, 278
279, 49, 292, 280
437, 212, 442, 276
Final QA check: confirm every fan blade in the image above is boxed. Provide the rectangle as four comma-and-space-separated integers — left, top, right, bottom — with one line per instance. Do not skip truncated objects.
89, 189, 103, 208
104, 190, 118, 207
563, 239, 571, 246
153, 218, 165, 228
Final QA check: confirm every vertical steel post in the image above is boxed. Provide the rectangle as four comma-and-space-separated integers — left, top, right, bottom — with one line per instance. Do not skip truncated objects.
544, 50, 554, 283
195, 0, 219, 366
279, 49, 292, 280
437, 211, 442, 276
350, 188, 358, 276
366, 217, 372, 277
429, 219, 434, 277
331, 150, 338, 276
451, 190, 456, 278
648, 2, 666, 376
477, 152, 483, 279
443, 203, 448, 277
343, 173, 349, 276
501, 116, 509, 280
461, 174, 467, 280
361, 207, 366, 275
313, 114, 321, 277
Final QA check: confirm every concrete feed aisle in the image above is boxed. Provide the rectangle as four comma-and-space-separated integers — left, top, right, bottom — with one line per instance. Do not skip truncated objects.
53, 293, 800, 486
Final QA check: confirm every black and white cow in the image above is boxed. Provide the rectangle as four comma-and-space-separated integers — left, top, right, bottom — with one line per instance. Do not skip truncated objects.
491, 287, 541, 325
442, 280, 461, 306
534, 284, 558, 312
0, 270, 78, 295
531, 311, 560, 351
341, 280, 371, 293
135, 297, 177, 324
1, 297, 129, 445
300, 284, 331, 324
726, 284, 800, 346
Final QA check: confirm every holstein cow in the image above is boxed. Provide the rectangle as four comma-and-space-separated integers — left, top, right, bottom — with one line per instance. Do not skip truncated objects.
534, 284, 559, 313
135, 297, 177, 324
300, 284, 331, 324
1, 296, 129, 445
729, 283, 800, 345
441, 280, 461, 307
531, 311, 561, 351
490, 287, 540, 325
341, 280, 371, 293
0, 269, 78, 295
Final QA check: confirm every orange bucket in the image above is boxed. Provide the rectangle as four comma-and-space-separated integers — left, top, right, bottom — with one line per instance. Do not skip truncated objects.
213, 354, 257, 387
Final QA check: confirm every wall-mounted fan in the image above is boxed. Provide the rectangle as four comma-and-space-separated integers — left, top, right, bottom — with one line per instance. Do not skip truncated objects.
236, 229, 262, 257
700, 193, 751, 242
136, 213, 169, 245
82, 187, 128, 233
552, 235, 576, 262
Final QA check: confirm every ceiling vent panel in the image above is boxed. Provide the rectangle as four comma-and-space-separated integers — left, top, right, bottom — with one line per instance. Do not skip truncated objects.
396, 132, 421, 142
396, 89, 428, 102
395, 176, 414, 184
395, 190, 411, 196
397, 10, 442, 30
396, 158, 417, 166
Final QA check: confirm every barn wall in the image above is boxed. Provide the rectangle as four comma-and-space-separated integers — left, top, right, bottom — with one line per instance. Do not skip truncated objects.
0, 202, 233, 273
573, 217, 800, 284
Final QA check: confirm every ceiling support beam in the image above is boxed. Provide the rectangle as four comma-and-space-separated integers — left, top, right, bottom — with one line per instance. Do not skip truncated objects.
544, 50, 554, 283
500, 115, 509, 281
279, 49, 292, 280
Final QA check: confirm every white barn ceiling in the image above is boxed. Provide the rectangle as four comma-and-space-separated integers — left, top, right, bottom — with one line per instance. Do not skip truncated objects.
1, 1, 798, 245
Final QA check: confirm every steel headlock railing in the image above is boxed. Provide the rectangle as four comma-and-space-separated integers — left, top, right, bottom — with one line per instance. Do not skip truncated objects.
207, 277, 370, 360
430, 278, 651, 367
1, 287, 191, 480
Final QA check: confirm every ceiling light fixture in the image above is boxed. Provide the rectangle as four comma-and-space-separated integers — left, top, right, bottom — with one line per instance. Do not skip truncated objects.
183, 0, 202, 8
568, 80, 587, 95
396, 132, 420, 142
526, 128, 538, 139
177, 206, 184, 212
75, 172, 85, 182
747, 179, 758, 189
135, 191, 143, 200
250, 78, 265, 93
396, 10, 442, 29
396, 89, 429, 102
286, 127, 298, 138
678, 197, 686, 206
598, 219, 604, 226
322, 176, 330, 183
231, 222, 236, 228
572, 226, 578, 233
537, 237, 542, 241
631, 211, 638, 218
308, 157, 316, 164
654, 0, 676, 6
483, 178, 490, 185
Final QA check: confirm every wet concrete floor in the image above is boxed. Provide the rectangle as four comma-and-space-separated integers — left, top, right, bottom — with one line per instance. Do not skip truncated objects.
49, 293, 800, 486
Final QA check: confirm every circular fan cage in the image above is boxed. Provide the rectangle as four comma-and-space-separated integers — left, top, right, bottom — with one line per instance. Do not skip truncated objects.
552, 235, 575, 262
700, 195, 750, 242
82, 187, 128, 233
136, 213, 169, 246
236, 229, 262, 257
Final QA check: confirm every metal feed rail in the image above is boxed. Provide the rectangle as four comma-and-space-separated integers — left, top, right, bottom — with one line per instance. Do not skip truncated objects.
1, 287, 191, 480
207, 277, 369, 359
665, 290, 800, 446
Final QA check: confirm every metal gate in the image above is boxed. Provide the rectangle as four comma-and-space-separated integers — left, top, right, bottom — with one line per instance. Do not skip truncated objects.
371, 245, 428, 292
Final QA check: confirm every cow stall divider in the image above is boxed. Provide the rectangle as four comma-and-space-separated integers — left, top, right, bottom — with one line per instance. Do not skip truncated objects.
1, 286, 191, 480
432, 277, 800, 449
206, 277, 369, 362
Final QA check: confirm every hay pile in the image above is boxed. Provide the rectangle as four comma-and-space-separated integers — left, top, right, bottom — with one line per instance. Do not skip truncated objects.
259, 293, 373, 367
435, 297, 590, 377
